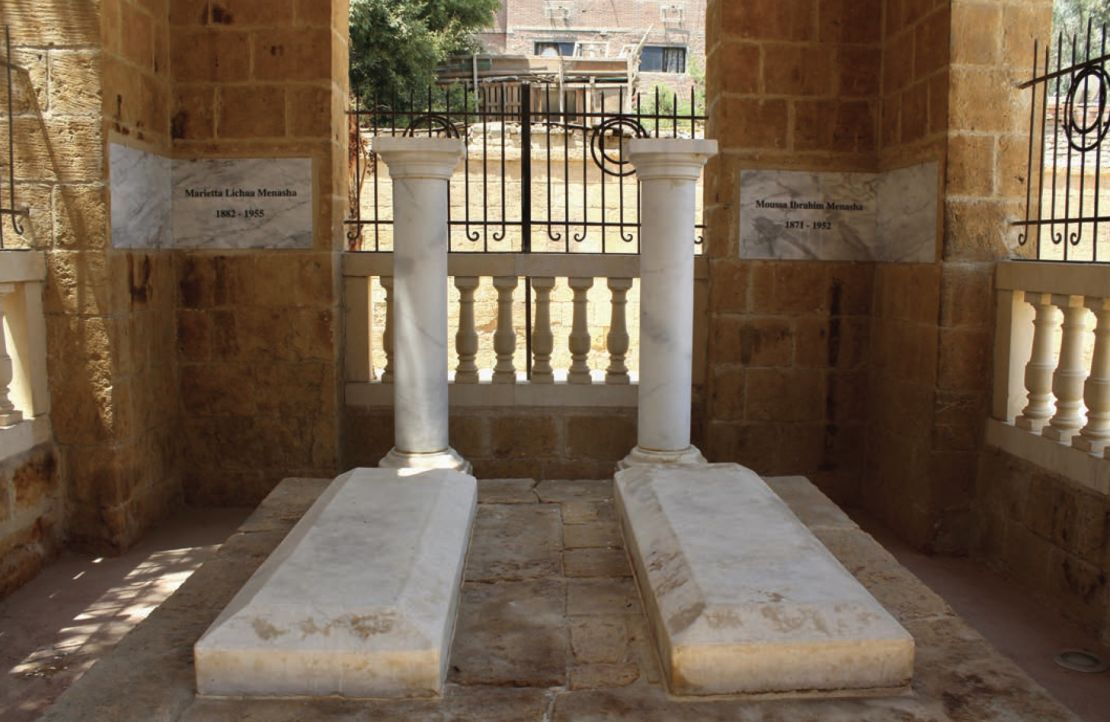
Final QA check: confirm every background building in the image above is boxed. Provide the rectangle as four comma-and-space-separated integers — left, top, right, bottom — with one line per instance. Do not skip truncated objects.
472, 0, 706, 100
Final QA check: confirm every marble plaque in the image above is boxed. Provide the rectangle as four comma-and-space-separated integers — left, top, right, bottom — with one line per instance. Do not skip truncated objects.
876, 162, 939, 263
740, 169, 878, 261
740, 163, 937, 263
110, 144, 172, 249
173, 158, 313, 249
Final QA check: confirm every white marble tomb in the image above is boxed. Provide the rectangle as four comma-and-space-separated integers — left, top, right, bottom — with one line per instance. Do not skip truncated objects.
615, 463, 915, 696
194, 467, 477, 698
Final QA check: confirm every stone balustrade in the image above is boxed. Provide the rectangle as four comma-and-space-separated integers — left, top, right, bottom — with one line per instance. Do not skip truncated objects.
991, 261, 1110, 493
343, 252, 708, 408
0, 250, 51, 461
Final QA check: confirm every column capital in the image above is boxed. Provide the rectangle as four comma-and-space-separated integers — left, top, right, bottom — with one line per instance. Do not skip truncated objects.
625, 138, 718, 181
372, 137, 464, 180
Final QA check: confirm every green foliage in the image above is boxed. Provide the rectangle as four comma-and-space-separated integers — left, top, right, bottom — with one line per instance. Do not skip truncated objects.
349, 0, 498, 107
635, 72, 705, 136
1047, 0, 1110, 80
1054, 0, 1110, 36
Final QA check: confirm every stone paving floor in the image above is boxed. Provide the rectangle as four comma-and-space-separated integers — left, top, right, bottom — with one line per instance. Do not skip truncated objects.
0, 508, 249, 722
37, 477, 1083, 722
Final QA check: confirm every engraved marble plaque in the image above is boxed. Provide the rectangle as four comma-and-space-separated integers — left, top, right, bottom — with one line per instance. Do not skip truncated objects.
172, 158, 313, 249
740, 163, 937, 262
110, 144, 172, 249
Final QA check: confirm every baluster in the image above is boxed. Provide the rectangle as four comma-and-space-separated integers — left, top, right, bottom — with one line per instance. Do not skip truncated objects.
492, 276, 518, 384
454, 276, 480, 383
1044, 294, 1088, 443
0, 285, 21, 426
1015, 292, 1060, 433
1075, 297, 1110, 455
531, 277, 555, 384
606, 277, 632, 384
381, 276, 395, 383
568, 277, 594, 384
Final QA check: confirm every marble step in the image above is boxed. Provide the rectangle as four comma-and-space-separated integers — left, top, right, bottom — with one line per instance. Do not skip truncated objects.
614, 463, 914, 696
194, 467, 477, 698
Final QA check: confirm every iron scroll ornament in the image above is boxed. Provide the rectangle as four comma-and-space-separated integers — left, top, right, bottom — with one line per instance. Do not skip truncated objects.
589, 116, 649, 178
1062, 64, 1110, 154
403, 114, 462, 139
1058, 64, 1109, 248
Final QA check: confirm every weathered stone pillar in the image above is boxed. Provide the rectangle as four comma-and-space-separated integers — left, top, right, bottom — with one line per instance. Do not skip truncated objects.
374, 137, 469, 473
620, 139, 717, 468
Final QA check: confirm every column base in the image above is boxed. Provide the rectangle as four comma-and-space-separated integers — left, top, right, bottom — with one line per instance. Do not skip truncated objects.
379, 447, 472, 475
618, 445, 707, 469
1042, 425, 1080, 444
1073, 434, 1110, 456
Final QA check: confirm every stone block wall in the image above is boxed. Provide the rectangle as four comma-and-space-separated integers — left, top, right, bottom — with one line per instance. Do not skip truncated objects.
703, 0, 1053, 554
95, 0, 184, 549
703, 0, 883, 504
865, 0, 951, 549
0, 446, 61, 597
866, 0, 1050, 551
5, 0, 181, 553
976, 449, 1110, 644
168, 0, 349, 505
2, 0, 350, 566
344, 407, 639, 481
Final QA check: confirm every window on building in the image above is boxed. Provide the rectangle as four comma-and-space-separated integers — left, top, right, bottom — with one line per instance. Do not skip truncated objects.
575, 41, 609, 58
535, 41, 576, 57
639, 46, 687, 73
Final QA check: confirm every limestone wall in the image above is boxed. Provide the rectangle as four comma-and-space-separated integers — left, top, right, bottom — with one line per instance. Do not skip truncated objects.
4, 0, 183, 553
867, 0, 1051, 552
865, 1, 953, 549
169, 0, 349, 505
1, 0, 350, 564
703, 0, 883, 504
97, 0, 184, 548
345, 407, 637, 480
0, 446, 61, 597
977, 449, 1110, 645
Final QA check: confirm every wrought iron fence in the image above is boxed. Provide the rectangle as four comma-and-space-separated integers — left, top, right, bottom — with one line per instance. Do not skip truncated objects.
345, 83, 706, 254
1015, 21, 1110, 263
1, 27, 30, 250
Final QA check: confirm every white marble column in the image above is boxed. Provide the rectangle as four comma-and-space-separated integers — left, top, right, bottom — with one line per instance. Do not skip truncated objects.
374, 137, 469, 473
620, 138, 717, 468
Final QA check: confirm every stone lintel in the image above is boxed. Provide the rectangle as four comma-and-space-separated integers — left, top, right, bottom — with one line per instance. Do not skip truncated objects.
614, 463, 914, 697
194, 467, 477, 698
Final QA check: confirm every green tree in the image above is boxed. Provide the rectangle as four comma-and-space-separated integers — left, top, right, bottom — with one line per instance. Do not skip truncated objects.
1053, 0, 1110, 44
349, 0, 499, 107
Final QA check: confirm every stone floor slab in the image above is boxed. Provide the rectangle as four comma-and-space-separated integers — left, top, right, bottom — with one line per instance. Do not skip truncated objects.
616, 464, 915, 696
566, 577, 642, 617
764, 475, 859, 530
448, 579, 567, 687
466, 504, 561, 581
535, 479, 612, 502
564, 548, 631, 578
194, 468, 477, 698
477, 478, 538, 504
815, 527, 954, 624
562, 521, 622, 549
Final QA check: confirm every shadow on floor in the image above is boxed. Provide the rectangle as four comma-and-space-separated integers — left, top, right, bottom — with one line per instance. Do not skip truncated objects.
0, 507, 250, 722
